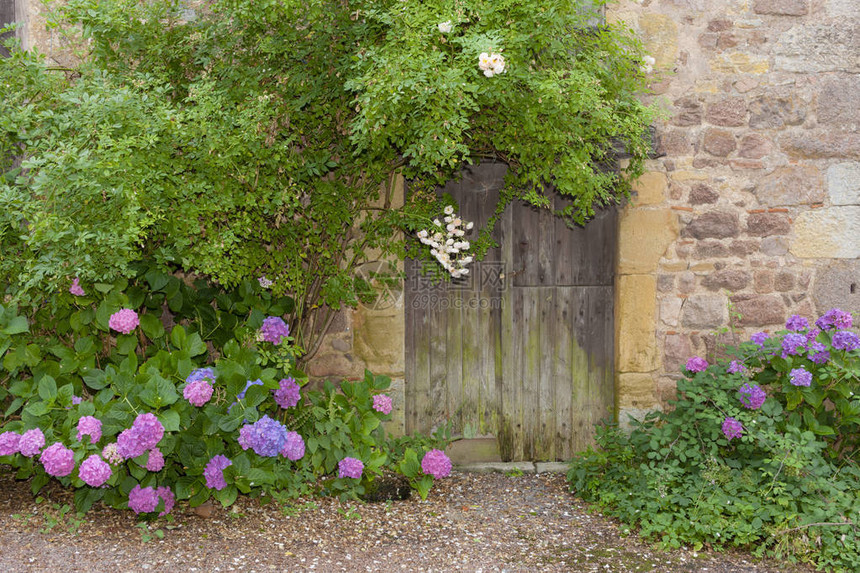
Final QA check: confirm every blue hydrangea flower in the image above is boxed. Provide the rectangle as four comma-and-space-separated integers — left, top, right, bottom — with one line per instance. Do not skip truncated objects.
237, 415, 288, 457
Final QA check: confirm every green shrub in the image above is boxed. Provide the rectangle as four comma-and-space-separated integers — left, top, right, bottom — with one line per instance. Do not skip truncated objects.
568, 310, 860, 572
0, 265, 449, 515
0, 0, 657, 358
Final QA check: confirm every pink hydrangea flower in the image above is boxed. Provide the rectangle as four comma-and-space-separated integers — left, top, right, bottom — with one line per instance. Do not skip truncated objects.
273, 378, 301, 409
69, 278, 86, 296
41, 442, 76, 477
338, 457, 364, 479
77, 416, 102, 444
128, 485, 159, 514
18, 428, 45, 457
116, 413, 164, 459
280, 431, 305, 461
109, 308, 140, 334
184, 380, 214, 407
685, 356, 709, 373
145, 447, 165, 472
156, 487, 175, 516
0, 431, 20, 456
78, 454, 112, 487
421, 449, 452, 479
372, 394, 393, 415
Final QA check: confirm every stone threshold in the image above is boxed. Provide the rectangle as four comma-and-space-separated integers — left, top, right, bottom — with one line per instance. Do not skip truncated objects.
455, 461, 569, 474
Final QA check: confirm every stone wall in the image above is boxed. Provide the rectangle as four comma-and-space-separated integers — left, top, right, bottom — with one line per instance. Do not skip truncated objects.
612, 0, 860, 425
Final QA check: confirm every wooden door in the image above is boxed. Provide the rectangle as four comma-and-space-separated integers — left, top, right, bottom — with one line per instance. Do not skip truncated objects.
405, 162, 616, 461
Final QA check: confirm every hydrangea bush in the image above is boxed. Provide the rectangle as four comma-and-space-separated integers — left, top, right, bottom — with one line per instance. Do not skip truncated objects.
0, 267, 451, 516
568, 310, 860, 572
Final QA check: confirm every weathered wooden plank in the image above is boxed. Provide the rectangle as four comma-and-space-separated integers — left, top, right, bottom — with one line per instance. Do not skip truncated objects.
569, 287, 592, 453
536, 287, 556, 461
553, 287, 574, 460
554, 199, 618, 287
446, 286, 464, 434
428, 287, 449, 433
405, 258, 433, 435
519, 288, 540, 460
498, 203, 520, 461
459, 184, 483, 438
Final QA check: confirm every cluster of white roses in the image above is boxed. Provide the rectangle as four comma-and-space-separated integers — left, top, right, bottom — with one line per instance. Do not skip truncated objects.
641, 55, 656, 74
478, 52, 506, 77
417, 206, 475, 279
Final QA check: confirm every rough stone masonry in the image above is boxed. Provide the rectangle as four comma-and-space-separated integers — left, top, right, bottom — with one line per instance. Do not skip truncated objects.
613, 0, 860, 424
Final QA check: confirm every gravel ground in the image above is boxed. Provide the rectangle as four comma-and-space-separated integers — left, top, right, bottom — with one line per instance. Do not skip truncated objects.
0, 466, 816, 573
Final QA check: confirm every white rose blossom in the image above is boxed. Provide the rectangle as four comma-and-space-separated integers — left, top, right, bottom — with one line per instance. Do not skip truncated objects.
438, 21, 452, 34
479, 52, 506, 77
416, 205, 476, 278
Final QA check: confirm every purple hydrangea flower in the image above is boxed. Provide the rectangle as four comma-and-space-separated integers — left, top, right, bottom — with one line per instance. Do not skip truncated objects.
41, 442, 76, 477
77, 416, 102, 444
117, 413, 165, 459
72, 395, 83, 406
421, 449, 453, 479
722, 417, 743, 441
372, 394, 393, 415
18, 428, 45, 457
781, 333, 806, 356
280, 431, 305, 461
273, 378, 301, 409
260, 316, 290, 344
832, 331, 860, 352
790, 367, 812, 387
237, 415, 289, 457
750, 332, 769, 347
204, 455, 232, 491
108, 308, 140, 334
785, 315, 808, 332
128, 485, 160, 514
78, 455, 112, 487
102, 443, 123, 465
685, 356, 709, 373
156, 487, 174, 516
805, 328, 821, 344
145, 448, 165, 472
69, 277, 85, 296
184, 380, 214, 407
0, 431, 20, 456
816, 308, 853, 331
738, 383, 767, 410
338, 457, 364, 479
808, 341, 830, 364
727, 360, 747, 375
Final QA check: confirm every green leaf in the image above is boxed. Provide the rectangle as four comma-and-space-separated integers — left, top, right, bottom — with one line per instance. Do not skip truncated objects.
74, 487, 105, 514
175, 476, 197, 500
214, 485, 238, 507
170, 325, 187, 349
139, 314, 165, 340
786, 388, 803, 411
158, 409, 181, 432
37, 376, 58, 401
1, 315, 29, 335
115, 334, 138, 355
